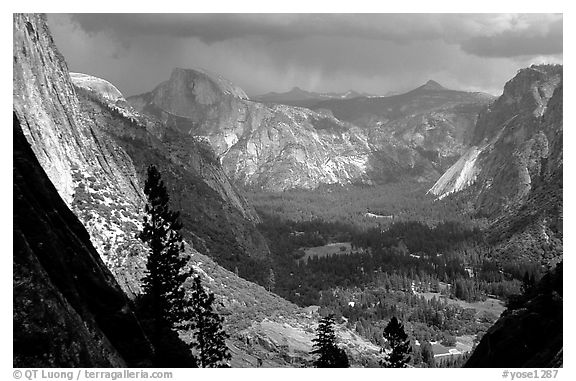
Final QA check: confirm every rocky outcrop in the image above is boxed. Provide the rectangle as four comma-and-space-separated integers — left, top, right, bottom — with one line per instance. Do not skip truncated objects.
428, 65, 563, 265
13, 112, 153, 367
465, 263, 562, 368
429, 66, 562, 209
485, 83, 563, 266
14, 14, 89, 205
179, 247, 382, 367
14, 100, 380, 367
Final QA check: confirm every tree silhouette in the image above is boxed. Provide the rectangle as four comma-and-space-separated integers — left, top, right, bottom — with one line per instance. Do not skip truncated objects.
311, 314, 350, 368
382, 316, 411, 368
186, 275, 231, 367
139, 165, 229, 367
139, 165, 192, 357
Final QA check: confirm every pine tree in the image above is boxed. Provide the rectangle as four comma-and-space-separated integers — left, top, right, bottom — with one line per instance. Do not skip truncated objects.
139, 165, 191, 342
382, 316, 411, 368
311, 314, 350, 368
138, 165, 229, 367
267, 268, 276, 292
187, 275, 231, 368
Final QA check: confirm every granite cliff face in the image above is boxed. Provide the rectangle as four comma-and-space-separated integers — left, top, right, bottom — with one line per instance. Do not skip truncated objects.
429, 66, 562, 207
14, 113, 153, 367
429, 65, 563, 264
14, 13, 148, 295
128, 68, 373, 190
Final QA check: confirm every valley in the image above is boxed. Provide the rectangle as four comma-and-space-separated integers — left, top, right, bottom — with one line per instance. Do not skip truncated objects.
13, 13, 562, 370
246, 184, 529, 367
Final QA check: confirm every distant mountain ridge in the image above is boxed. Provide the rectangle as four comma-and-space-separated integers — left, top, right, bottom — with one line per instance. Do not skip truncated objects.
312, 80, 495, 166
128, 71, 494, 190
253, 86, 371, 108
128, 68, 377, 191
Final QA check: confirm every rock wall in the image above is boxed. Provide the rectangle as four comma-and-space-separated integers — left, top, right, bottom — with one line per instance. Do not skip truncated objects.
429, 65, 563, 265
14, 13, 148, 295
429, 65, 562, 215
13, 113, 153, 367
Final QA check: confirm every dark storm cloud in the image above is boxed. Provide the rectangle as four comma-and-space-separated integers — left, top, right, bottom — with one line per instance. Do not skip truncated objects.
460, 18, 563, 58
47, 13, 563, 97
69, 13, 440, 43
68, 13, 563, 58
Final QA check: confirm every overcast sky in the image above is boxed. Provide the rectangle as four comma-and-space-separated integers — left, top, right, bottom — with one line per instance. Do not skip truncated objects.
47, 13, 562, 97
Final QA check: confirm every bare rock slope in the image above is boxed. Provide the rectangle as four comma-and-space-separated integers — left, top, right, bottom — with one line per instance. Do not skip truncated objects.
429, 65, 563, 265
430, 66, 562, 208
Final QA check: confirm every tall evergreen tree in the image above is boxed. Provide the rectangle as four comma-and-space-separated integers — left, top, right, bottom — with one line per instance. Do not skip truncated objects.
138, 165, 229, 367
139, 165, 191, 343
311, 314, 350, 368
186, 275, 231, 368
382, 316, 411, 368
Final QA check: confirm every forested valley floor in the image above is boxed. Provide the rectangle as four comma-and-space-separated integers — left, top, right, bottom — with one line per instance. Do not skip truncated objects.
243, 181, 545, 367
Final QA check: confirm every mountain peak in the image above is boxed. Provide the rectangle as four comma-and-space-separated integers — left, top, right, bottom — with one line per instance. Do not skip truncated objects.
168, 67, 249, 100
289, 86, 307, 93
419, 80, 446, 91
